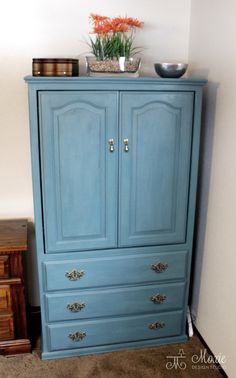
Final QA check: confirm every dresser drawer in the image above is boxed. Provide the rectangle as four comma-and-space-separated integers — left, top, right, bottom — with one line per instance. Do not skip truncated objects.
0, 285, 12, 313
45, 282, 185, 322
48, 310, 183, 351
0, 256, 10, 278
44, 250, 187, 291
0, 314, 14, 341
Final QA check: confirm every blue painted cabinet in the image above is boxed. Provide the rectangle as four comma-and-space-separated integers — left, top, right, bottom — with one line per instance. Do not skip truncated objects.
25, 77, 206, 360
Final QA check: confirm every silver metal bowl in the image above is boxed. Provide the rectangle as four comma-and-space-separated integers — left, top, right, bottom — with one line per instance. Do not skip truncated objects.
154, 63, 188, 78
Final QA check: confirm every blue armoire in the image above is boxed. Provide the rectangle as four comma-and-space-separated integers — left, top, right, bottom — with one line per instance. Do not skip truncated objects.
25, 76, 206, 360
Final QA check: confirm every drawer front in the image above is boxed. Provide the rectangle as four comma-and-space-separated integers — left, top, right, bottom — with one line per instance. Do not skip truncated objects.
46, 282, 186, 322
0, 314, 14, 341
0, 285, 12, 312
44, 250, 187, 291
0, 256, 10, 278
48, 310, 183, 351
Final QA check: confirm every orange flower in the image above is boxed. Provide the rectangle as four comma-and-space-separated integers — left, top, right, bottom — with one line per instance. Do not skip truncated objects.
93, 21, 113, 35
110, 18, 130, 33
89, 14, 143, 35
89, 13, 109, 23
115, 24, 130, 33
89, 14, 113, 36
125, 17, 144, 28
111, 17, 143, 30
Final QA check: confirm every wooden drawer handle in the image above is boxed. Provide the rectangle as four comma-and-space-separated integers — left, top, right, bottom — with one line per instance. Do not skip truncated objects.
65, 270, 85, 281
150, 294, 166, 304
149, 322, 165, 330
151, 263, 168, 273
67, 302, 85, 312
68, 331, 86, 342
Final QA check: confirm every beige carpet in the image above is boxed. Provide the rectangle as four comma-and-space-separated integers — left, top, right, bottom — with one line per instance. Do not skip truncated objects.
0, 334, 224, 378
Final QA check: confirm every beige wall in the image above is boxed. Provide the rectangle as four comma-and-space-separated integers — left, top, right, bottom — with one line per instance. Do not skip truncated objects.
0, 0, 191, 220
189, 1, 236, 376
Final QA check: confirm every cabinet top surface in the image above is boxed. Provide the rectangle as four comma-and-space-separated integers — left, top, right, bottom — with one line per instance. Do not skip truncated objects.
0, 219, 27, 252
24, 76, 207, 88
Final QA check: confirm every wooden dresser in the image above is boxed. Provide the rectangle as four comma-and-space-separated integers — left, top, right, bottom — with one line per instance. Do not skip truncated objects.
0, 219, 31, 355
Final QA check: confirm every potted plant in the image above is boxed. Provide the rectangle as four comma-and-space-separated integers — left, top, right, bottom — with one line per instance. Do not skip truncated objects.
86, 14, 143, 76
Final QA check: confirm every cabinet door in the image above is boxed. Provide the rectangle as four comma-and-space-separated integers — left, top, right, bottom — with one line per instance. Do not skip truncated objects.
39, 92, 118, 253
119, 92, 194, 247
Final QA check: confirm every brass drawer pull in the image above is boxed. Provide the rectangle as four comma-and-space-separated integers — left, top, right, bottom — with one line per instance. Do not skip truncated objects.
150, 294, 166, 304
67, 302, 86, 312
149, 322, 165, 330
151, 262, 168, 273
68, 331, 86, 342
65, 270, 85, 281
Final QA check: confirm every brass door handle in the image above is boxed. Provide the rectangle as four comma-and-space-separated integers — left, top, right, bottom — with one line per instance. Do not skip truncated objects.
123, 138, 129, 152
108, 138, 115, 152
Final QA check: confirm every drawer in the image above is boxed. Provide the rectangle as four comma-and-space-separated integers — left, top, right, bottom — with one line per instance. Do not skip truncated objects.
44, 250, 187, 291
0, 285, 12, 312
0, 256, 10, 278
45, 282, 186, 322
48, 310, 183, 351
0, 314, 14, 341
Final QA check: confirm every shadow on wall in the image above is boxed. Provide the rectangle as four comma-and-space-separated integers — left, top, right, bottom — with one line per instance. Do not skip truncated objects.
25, 220, 40, 307
190, 79, 219, 322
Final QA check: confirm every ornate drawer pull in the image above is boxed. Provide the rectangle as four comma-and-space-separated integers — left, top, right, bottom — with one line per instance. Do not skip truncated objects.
67, 302, 86, 312
149, 322, 165, 330
65, 269, 85, 281
150, 294, 166, 304
68, 331, 86, 342
151, 262, 168, 273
